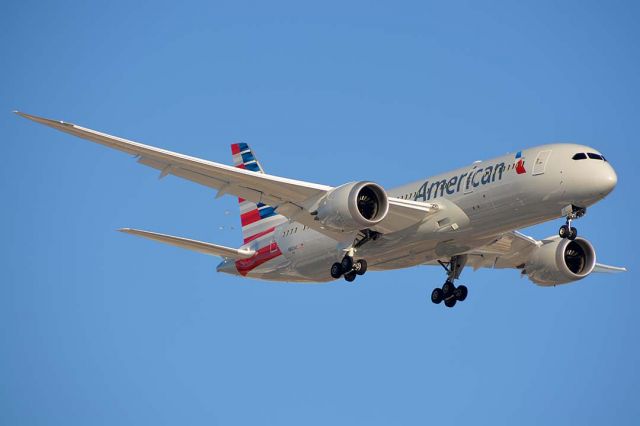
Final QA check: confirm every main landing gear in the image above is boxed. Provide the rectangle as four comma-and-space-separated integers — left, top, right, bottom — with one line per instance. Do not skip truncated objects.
331, 255, 367, 282
558, 205, 586, 241
329, 230, 379, 283
431, 255, 468, 308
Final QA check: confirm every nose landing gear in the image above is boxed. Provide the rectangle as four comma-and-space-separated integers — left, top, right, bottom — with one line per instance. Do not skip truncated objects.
431, 255, 468, 308
558, 205, 586, 240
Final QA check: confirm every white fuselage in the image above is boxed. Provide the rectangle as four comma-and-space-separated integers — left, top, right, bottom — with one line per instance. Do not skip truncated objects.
217, 143, 617, 282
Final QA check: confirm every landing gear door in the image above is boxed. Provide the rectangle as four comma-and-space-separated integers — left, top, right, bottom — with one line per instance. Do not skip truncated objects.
532, 150, 552, 176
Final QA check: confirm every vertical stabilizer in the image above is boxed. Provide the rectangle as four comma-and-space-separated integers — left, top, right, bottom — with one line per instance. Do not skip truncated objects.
231, 143, 286, 245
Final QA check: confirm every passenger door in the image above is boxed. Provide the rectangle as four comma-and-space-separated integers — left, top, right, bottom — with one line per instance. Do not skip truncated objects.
532, 150, 552, 176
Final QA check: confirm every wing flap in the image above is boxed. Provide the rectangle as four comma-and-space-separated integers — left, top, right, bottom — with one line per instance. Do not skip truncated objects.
119, 228, 255, 259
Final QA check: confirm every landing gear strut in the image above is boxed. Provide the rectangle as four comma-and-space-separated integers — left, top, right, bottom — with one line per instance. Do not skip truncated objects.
431, 255, 468, 308
558, 205, 586, 241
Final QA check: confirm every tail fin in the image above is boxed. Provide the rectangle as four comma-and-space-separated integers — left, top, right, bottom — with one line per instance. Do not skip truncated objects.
231, 143, 286, 244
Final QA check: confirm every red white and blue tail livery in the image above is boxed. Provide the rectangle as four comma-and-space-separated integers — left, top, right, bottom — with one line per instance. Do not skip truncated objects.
231, 142, 287, 276
231, 142, 286, 245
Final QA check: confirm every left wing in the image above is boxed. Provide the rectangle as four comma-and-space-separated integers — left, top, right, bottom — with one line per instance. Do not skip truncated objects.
592, 263, 628, 273
16, 111, 438, 239
464, 231, 540, 270
455, 231, 626, 273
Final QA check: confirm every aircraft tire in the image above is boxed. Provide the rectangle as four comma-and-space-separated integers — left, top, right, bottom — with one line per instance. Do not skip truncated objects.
442, 280, 455, 297
344, 272, 356, 282
341, 256, 353, 272
330, 263, 343, 279
559, 225, 569, 239
355, 259, 367, 275
431, 288, 444, 304
455, 285, 468, 302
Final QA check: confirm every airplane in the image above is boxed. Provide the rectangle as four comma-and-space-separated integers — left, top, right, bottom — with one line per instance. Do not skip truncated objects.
15, 111, 627, 307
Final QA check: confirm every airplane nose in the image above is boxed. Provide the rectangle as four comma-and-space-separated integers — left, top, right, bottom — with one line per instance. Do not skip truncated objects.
598, 164, 617, 196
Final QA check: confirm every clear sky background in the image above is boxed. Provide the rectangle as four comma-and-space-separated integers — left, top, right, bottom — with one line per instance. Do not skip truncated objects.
2, 1, 638, 424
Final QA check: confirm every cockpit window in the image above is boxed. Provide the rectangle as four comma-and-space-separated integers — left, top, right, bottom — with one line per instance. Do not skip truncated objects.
587, 153, 604, 160
572, 153, 587, 160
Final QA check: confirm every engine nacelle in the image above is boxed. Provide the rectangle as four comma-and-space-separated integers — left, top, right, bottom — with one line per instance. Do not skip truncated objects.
524, 237, 596, 286
314, 181, 389, 233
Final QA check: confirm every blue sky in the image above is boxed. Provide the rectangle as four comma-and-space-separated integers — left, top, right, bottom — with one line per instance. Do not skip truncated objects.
2, 1, 639, 424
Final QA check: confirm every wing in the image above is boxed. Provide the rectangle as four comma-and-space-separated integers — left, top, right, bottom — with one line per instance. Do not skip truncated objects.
444, 231, 626, 274
16, 111, 438, 239
119, 228, 255, 259
464, 231, 541, 270
592, 263, 627, 273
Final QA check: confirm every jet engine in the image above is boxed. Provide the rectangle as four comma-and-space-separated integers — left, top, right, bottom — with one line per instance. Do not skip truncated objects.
313, 181, 389, 233
524, 237, 596, 286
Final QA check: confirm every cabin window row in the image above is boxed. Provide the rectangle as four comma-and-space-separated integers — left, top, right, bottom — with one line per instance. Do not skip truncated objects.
282, 225, 309, 237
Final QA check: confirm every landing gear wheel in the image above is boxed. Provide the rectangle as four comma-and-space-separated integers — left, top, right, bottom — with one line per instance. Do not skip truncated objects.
444, 298, 457, 308
341, 256, 353, 272
442, 280, 455, 297
454, 285, 468, 301
431, 288, 444, 304
559, 225, 569, 239
354, 259, 368, 276
344, 272, 356, 282
568, 227, 578, 240
330, 263, 343, 279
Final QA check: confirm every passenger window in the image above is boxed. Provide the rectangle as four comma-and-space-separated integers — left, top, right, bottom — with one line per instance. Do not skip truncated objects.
587, 153, 603, 160
572, 153, 587, 160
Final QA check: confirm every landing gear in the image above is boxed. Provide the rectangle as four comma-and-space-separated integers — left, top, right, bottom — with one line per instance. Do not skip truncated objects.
559, 224, 577, 240
431, 255, 469, 308
330, 256, 368, 282
329, 230, 378, 282
559, 205, 585, 240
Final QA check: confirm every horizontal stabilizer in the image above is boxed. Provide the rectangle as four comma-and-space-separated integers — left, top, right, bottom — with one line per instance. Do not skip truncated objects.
119, 228, 255, 259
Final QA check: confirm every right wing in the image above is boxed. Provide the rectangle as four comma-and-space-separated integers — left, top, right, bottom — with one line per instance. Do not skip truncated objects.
16, 111, 444, 239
